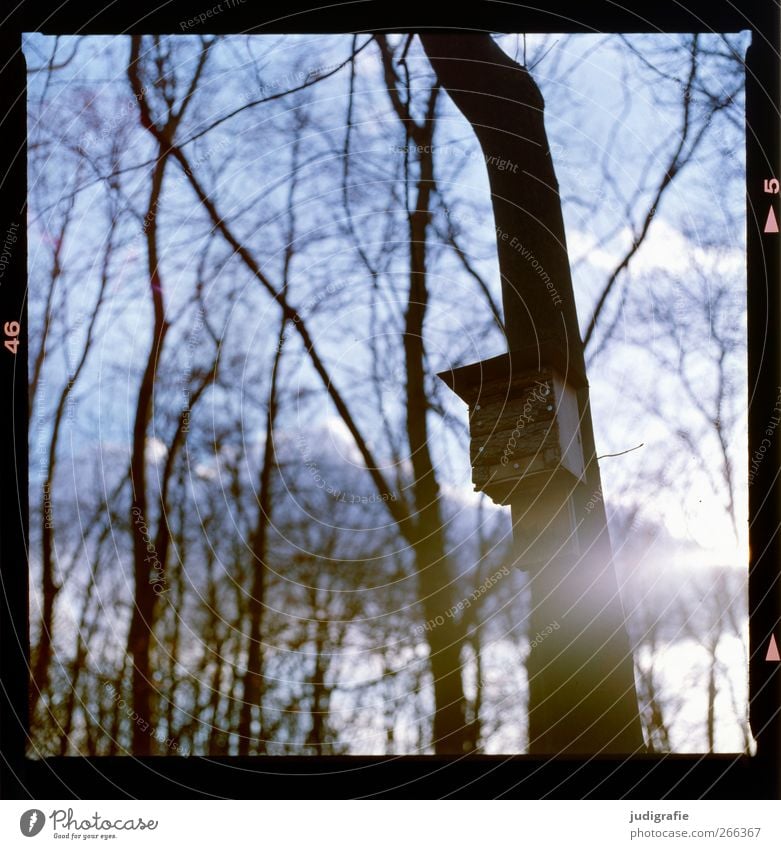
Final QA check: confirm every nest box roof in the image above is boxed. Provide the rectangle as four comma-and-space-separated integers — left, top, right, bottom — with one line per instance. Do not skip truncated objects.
437, 340, 588, 403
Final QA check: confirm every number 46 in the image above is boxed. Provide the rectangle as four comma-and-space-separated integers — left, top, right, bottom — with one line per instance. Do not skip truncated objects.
4, 321, 20, 355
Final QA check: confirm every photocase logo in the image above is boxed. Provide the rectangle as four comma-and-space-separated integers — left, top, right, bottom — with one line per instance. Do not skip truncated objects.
20, 810, 45, 837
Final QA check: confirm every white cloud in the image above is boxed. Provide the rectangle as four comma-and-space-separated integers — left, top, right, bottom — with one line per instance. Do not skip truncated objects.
145, 436, 168, 464
569, 219, 743, 278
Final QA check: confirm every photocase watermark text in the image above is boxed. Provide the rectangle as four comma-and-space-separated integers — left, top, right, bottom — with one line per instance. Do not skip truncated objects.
103, 681, 188, 754
499, 380, 552, 467
415, 566, 510, 634
131, 507, 169, 595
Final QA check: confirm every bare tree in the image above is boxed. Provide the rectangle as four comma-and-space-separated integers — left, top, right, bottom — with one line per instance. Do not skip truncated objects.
125, 35, 214, 753
418, 32, 644, 752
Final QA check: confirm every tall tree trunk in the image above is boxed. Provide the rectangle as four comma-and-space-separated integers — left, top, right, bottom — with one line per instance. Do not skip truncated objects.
106, 659, 128, 756
305, 614, 331, 753
31, 215, 113, 721
237, 336, 281, 755
59, 523, 111, 754
164, 495, 187, 748
125, 140, 170, 755
404, 107, 469, 754
706, 634, 719, 752
237, 129, 300, 754
125, 35, 212, 754
420, 33, 644, 753
375, 38, 469, 754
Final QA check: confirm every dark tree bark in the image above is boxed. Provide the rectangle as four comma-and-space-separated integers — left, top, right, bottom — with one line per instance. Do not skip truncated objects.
305, 613, 332, 753
376, 36, 469, 754
124, 149, 169, 756
419, 33, 645, 753
59, 519, 114, 755
126, 35, 212, 754
238, 128, 302, 755
31, 205, 113, 723
401, 83, 471, 756
236, 329, 281, 755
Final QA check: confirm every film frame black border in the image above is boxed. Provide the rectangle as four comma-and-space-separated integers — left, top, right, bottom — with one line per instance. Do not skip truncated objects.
0, 0, 778, 800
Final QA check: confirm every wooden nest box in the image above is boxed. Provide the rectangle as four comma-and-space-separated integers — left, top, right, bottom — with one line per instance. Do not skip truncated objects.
438, 344, 589, 566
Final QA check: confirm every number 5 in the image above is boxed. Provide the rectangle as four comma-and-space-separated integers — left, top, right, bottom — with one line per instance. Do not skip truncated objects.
764, 178, 780, 194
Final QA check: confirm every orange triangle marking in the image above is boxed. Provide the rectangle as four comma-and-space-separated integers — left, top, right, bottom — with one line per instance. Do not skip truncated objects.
764, 206, 779, 233
766, 634, 780, 662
